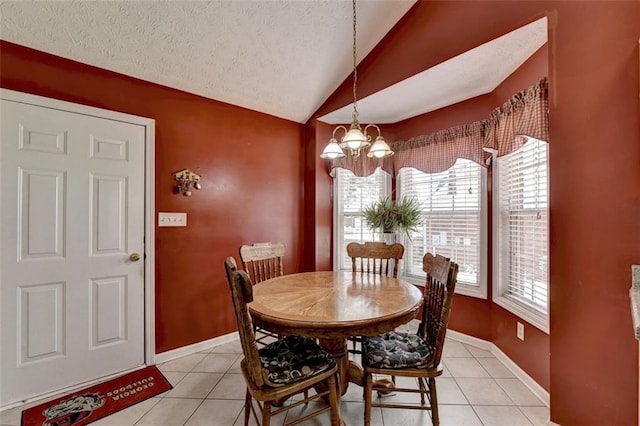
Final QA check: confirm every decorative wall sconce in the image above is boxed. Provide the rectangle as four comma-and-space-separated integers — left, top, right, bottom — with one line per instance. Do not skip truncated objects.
173, 169, 202, 196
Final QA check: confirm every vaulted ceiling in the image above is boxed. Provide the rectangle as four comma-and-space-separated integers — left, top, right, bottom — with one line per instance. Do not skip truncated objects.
0, 1, 546, 124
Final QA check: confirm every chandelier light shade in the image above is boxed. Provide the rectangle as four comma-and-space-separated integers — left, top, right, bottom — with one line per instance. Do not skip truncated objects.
368, 136, 394, 158
320, 0, 394, 160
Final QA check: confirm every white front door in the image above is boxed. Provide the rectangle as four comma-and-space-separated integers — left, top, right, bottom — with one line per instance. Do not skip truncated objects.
0, 96, 147, 406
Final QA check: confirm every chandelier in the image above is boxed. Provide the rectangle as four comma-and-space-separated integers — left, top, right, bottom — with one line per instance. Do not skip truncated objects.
320, 0, 394, 160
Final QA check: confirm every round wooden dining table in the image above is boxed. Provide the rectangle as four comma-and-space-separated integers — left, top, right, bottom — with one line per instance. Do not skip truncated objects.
248, 270, 423, 395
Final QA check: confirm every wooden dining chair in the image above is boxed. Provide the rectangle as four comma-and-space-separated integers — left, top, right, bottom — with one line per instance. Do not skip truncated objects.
240, 242, 285, 283
361, 253, 458, 426
346, 241, 405, 354
346, 241, 405, 277
224, 257, 342, 426
239, 242, 286, 346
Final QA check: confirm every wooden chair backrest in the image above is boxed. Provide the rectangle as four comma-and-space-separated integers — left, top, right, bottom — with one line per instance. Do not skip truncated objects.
224, 257, 264, 388
346, 242, 405, 277
239, 242, 285, 283
419, 253, 459, 367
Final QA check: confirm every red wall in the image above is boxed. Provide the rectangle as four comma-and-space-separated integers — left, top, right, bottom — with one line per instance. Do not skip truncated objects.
0, 41, 306, 354
308, 2, 640, 424
492, 304, 550, 392
303, 120, 333, 271
548, 4, 640, 425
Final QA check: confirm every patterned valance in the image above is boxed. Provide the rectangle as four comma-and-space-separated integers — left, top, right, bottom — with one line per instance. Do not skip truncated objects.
390, 120, 486, 175
327, 77, 548, 177
484, 77, 549, 157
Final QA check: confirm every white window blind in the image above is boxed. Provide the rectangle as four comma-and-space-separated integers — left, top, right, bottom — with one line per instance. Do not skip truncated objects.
495, 137, 549, 320
398, 159, 483, 290
334, 168, 390, 270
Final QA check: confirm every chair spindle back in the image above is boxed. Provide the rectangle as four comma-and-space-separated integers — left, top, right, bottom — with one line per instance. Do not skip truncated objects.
346, 242, 405, 277
419, 253, 458, 367
239, 242, 285, 283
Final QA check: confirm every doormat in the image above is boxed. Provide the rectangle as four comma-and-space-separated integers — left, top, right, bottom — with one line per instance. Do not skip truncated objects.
21, 365, 172, 426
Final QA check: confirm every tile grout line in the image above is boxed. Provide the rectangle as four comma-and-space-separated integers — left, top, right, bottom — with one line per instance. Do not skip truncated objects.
464, 343, 535, 426
448, 341, 500, 426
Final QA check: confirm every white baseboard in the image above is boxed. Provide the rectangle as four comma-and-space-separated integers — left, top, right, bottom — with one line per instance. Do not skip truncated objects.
491, 345, 550, 407
447, 329, 550, 408
447, 329, 493, 351
154, 331, 239, 364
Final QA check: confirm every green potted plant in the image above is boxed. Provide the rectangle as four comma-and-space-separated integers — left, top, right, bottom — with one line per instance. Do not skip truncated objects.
363, 196, 422, 239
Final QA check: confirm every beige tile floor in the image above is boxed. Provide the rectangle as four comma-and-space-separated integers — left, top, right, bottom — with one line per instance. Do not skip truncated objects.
0, 321, 550, 425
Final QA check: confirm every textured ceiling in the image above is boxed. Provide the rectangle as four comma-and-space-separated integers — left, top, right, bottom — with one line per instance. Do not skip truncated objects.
0, 0, 415, 123
0, 1, 546, 125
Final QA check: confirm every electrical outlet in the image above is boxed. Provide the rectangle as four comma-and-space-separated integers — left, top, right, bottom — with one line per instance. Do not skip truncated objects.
158, 212, 187, 227
517, 322, 525, 341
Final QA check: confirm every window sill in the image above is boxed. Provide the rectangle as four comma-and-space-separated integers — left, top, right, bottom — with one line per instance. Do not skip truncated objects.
493, 296, 549, 334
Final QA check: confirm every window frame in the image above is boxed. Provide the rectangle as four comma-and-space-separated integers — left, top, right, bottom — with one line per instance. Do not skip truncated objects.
332, 168, 392, 271
397, 162, 488, 299
491, 137, 550, 334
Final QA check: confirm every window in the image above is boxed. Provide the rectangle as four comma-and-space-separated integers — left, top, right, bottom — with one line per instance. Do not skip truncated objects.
493, 137, 549, 332
398, 159, 487, 298
333, 168, 391, 270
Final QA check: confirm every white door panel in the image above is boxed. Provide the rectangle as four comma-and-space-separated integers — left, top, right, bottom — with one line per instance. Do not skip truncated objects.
1, 99, 146, 405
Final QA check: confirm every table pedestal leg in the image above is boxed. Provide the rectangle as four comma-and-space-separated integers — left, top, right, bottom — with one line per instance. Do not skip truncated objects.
347, 361, 395, 394
318, 338, 349, 395
318, 337, 396, 396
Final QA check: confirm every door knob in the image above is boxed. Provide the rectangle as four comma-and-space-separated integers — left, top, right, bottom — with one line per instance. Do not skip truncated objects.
129, 253, 141, 262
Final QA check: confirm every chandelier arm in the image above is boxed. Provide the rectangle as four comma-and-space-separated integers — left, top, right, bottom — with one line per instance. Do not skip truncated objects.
363, 124, 382, 139
332, 125, 349, 139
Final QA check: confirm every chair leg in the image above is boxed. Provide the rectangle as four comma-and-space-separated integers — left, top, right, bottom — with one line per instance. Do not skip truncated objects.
364, 370, 373, 426
418, 377, 426, 405
262, 400, 272, 426
244, 389, 251, 426
428, 377, 439, 426
326, 374, 341, 426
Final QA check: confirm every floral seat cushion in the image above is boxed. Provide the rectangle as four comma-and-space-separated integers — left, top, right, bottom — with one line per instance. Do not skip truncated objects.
259, 335, 335, 387
362, 330, 433, 369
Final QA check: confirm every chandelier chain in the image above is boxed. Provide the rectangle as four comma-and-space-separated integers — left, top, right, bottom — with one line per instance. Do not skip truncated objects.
319, 0, 393, 160
351, 0, 358, 121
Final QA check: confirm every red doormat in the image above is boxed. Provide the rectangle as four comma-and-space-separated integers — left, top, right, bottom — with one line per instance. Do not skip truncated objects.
21, 365, 172, 426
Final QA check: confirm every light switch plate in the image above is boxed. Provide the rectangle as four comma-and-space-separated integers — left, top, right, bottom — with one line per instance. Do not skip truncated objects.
158, 212, 187, 227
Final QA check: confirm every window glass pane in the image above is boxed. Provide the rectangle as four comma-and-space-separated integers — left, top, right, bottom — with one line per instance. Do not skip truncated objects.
398, 159, 482, 286
335, 168, 390, 270
496, 137, 549, 312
